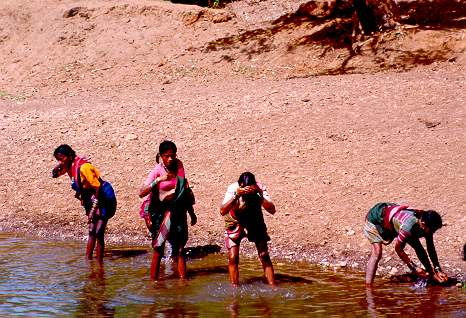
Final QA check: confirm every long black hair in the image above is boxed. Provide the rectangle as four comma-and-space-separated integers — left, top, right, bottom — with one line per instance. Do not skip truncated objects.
54, 144, 76, 160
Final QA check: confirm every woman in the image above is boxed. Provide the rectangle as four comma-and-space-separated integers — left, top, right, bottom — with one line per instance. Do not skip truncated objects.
364, 202, 449, 286
52, 144, 117, 262
220, 172, 276, 286
139, 140, 196, 280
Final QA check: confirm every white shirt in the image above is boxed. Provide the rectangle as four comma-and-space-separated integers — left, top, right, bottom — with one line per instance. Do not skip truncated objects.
222, 181, 271, 205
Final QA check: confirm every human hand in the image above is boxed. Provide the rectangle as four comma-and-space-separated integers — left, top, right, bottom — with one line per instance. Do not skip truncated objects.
414, 267, 429, 278
52, 163, 65, 178
190, 213, 197, 226
158, 172, 176, 182
433, 271, 448, 283
237, 185, 258, 196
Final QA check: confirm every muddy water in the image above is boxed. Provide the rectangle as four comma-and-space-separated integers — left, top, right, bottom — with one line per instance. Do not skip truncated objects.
0, 233, 464, 317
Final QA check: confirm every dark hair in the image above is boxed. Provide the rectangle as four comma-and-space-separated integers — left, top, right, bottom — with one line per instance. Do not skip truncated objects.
238, 171, 257, 187
238, 171, 261, 208
156, 140, 177, 163
420, 210, 443, 232
53, 144, 76, 160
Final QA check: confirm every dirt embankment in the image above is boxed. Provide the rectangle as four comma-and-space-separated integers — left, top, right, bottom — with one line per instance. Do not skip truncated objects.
0, 0, 465, 280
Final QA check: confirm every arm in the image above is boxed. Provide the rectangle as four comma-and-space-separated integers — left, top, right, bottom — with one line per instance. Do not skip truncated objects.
261, 196, 276, 215
188, 205, 197, 226
139, 177, 159, 198
220, 192, 238, 216
219, 184, 249, 216
138, 172, 173, 198
425, 234, 448, 282
405, 238, 433, 275
256, 184, 275, 215
395, 238, 428, 277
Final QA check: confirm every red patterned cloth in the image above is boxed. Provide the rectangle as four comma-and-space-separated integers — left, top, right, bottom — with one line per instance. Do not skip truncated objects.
152, 210, 171, 249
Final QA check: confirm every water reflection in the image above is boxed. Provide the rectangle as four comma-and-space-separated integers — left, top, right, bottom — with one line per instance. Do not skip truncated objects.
226, 295, 273, 318
0, 233, 464, 317
75, 262, 115, 317
366, 284, 465, 317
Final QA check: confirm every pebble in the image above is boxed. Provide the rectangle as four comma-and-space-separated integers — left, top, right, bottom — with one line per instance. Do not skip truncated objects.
126, 134, 138, 141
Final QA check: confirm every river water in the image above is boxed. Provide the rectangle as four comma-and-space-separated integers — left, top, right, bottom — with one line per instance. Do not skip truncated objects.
0, 233, 464, 317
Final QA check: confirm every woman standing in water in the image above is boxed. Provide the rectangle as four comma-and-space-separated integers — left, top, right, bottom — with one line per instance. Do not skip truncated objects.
139, 140, 196, 280
364, 202, 448, 286
52, 144, 117, 262
220, 171, 276, 286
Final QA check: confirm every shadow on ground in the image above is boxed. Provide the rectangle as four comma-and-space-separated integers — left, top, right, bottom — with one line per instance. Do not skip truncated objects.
198, 0, 464, 75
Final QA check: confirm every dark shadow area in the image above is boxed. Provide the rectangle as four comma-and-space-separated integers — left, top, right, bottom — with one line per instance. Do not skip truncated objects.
380, 47, 453, 70
187, 265, 228, 276
170, 0, 211, 7
104, 247, 148, 258
245, 273, 314, 285
184, 244, 221, 259
169, 0, 231, 8
197, 0, 464, 76
202, 27, 276, 57
286, 19, 354, 51
273, 0, 355, 27
398, 0, 466, 29
202, 1, 355, 56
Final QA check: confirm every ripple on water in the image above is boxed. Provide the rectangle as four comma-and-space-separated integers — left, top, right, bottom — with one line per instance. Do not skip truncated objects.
0, 233, 465, 317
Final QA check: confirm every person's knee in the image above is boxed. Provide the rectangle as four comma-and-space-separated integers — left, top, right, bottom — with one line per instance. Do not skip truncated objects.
259, 251, 272, 264
153, 246, 164, 255
95, 223, 107, 239
171, 243, 184, 257
228, 251, 239, 266
88, 226, 96, 236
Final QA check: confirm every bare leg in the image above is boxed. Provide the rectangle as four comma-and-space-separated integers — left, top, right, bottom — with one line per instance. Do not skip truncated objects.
94, 219, 107, 263
86, 236, 96, 260
256, 241, 275, 285
150, 248, 163, 281
86, 221, 97, 260
177, 254, 186, 279
366, 243, 382, 286
228, 245, 240, 287
171, 244, 186, 279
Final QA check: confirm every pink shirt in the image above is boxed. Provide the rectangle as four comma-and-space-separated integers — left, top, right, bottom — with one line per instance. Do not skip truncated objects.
144, 160, 185, 200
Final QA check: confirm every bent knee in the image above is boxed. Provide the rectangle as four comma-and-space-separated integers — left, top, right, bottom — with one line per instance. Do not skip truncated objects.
259, 251, 271, 263
228, 254, 239, 266
371, 244, 382, 259
88, 226, 96, 236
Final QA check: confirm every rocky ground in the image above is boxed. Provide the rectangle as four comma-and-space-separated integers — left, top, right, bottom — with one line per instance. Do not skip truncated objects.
0, 0, 465, 281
